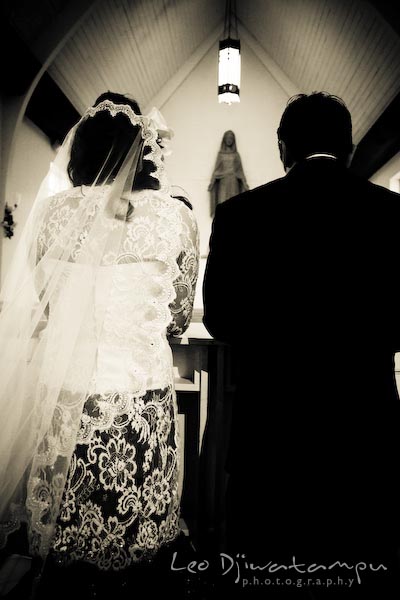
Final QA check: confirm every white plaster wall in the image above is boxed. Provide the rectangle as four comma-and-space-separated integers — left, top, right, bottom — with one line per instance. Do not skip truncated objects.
159, 39, 290, 307
1, 117, 55, 285
161, 39, 288, 255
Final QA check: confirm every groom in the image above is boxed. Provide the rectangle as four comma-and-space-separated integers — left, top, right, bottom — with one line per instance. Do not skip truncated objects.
203, 93, 400, 592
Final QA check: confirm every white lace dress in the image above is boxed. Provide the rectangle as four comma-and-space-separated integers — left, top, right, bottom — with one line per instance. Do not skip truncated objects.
34, 187, 199, 570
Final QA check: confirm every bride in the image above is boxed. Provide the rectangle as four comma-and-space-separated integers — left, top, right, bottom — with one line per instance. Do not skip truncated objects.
0, 91, 199, 596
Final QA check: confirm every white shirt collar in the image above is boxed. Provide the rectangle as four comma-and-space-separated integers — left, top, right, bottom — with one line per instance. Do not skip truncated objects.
305, 153, 338, 160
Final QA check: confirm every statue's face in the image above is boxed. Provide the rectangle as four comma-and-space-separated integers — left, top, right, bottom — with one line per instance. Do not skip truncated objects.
224, 132, 234, 146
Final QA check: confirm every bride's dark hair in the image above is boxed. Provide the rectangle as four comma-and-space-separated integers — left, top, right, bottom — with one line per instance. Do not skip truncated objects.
67, 91, 159, 190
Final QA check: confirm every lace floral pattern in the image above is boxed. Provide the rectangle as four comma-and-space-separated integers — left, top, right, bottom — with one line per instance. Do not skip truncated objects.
51, 387, 179, 570
19, 187, 199, 561
37, 188, 199, 344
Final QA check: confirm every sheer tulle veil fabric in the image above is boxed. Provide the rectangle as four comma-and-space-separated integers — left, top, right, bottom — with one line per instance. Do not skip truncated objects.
0, 100, 177, 558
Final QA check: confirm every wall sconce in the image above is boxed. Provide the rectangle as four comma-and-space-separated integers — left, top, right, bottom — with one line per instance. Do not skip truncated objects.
218, 0, 241, 104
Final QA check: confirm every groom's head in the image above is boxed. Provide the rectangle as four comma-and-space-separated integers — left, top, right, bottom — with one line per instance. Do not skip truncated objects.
277, 92, 353, 172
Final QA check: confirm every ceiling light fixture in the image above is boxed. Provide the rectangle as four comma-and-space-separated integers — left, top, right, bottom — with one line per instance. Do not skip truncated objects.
218, 0, 241, 104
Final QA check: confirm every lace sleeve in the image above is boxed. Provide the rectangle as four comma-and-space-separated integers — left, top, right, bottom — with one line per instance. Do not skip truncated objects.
167, 203, 199, 337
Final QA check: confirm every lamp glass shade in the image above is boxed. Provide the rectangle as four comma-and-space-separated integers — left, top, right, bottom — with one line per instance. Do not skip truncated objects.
218, 38, 241, 104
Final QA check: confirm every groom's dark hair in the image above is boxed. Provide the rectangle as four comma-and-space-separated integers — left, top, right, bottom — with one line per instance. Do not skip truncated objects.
277, 92, 353, 163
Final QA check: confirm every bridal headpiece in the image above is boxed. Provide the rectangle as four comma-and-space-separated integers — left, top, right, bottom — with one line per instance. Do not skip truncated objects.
83, 100, 174, 156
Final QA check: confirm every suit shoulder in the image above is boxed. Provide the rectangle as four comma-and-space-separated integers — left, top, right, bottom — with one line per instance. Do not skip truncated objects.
216, 176, 287, 215
365, 179, 400, 201
346, 170, 399, 199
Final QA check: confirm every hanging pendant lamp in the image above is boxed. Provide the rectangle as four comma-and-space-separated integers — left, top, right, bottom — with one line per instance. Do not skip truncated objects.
218, 0, 241, 104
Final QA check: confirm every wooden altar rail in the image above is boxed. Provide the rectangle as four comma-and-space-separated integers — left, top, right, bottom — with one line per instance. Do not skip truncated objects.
170, 322, 235, 551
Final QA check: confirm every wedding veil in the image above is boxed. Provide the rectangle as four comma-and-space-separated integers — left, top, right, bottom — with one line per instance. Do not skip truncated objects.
0, 94, 174, 558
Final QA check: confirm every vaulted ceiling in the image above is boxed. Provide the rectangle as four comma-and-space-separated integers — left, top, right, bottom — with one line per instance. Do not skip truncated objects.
1, 0, 400, 176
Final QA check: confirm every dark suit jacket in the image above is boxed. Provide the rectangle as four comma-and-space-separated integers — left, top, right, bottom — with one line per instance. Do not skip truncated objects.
203, 157, 400, 563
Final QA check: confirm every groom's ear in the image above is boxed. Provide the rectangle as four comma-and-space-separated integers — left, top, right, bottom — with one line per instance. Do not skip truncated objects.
346, 144, 356, 168
278, 140, 292, 172
278, 140, 285, 164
